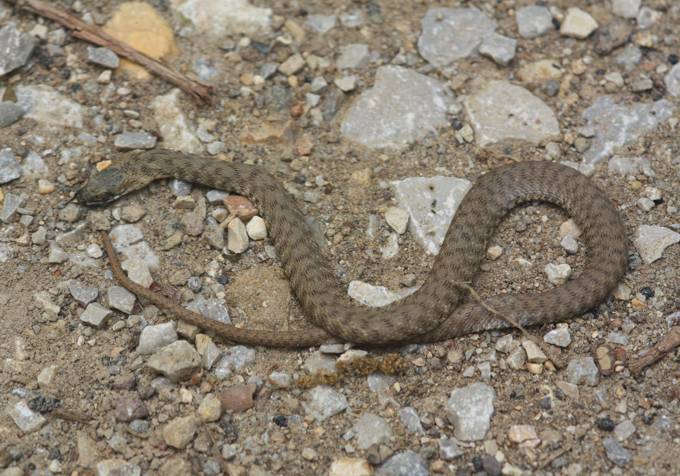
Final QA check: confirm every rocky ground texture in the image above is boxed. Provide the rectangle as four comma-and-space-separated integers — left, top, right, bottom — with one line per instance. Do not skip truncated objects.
0, 0, 679, 475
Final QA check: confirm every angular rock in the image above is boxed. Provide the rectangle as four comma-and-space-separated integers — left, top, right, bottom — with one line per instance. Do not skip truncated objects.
0, 23, 36, 76
516, 6, 554, 38
341, 66, 453, 148
172, 0, 272, 36
152, 89, 202, 154
464, 81, 559, 147
329, 458, 372, 476
560, 8, 598, 39
479, 33, 516, 66
162, 415, 198, 449
0, 102, 24, 128
95, 459, 141, 476
186, 296, 230, 324
87, 46, 120, 68
22, 151, 48, 178
348, 280, 412, 307
398, 407, 424, 434
0, 149, 21, 184
612, 0, 641, 19
633, 225, 680, 264
114, 132, 157, 150
581, 96, 674, 166
219, 384, 256, 412
375, 451, 428, 476
353, 413, 393, 449
15, 85, 84, 128
603, 436, 631, 466
6, 400, 46, 433
80, 303, 112, 328
337, 43, 370, 69
544, 325, 572, 348
566, 356, 599, 386
665, 64, 680, 97
147, 340, 201, 382
446, 382, 495, 441
107, 286, 136, 314
391, 175, 471, 254
137, 322, 178, 354
418, 7, 496, 67
303, 385, 348, 421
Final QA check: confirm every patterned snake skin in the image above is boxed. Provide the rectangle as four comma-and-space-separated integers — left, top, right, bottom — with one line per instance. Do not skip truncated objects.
78, 150, 628, 348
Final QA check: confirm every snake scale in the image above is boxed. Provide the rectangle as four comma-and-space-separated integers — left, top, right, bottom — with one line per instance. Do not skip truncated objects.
78, 150, 628, 348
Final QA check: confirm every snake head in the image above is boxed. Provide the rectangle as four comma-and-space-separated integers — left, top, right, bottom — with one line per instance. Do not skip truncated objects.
77, 165, 128, 206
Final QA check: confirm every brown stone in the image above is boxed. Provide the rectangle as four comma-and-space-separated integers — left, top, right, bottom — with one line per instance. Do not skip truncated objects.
219, 384, 256, 412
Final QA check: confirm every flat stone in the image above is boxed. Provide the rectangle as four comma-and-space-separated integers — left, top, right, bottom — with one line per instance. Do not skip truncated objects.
95, 459, 141, 476
516, 6, 554, 38
544, 325, 572, 348
348, 280, 413, 307
196, 334, 222, 370
392, 175, 471, 254
303, 385, 348, 421
665, 64, 680, 97
353, 413, 393, 449
446, 382, 495, 441
114, 132, 157, 150
337, 43, 370, 69
0, 149, 21, 184
137, 322, 177, 354
162, 415, 198, 449
615, 44, 642, 71
87, 46, 119, 68
566, 356, 599, 386
418, 7, 496, 67
186, 296, 231, 324
15, 85, 84, 128
307, 14, 336, 34
581, 96, 674, 167
633, 225, 680, 264
398, 407, 424, 434
508, 424, 538, 444
614, 420, 636, 441
479, 33, 516, 66
6, 400, 46, 433
329, 458, 372, 476
22, 151, 48, 178
612, 0, 641, 19
198, 393, 222, 422
0, 102, 24, 128
227, 217, 249, 253
341, 66, 453, 148
334, 75, 357, 92
522, 340, 547, 363
213, 346, 256, 379
0, 23, 36, 76
219, 384, 256, 412
304, 351, 337, 375
595, 19, 633, 55
152, 89, 202, 153
278, 54, 305, 75
439, 437, 463, 460
80, 303, 112, 328
172, 0, 271, 36
375, 451, 428, 476
464, 81, 560, 147
147, 340, 201, 382
637, 7, 661, 29
561, 8, 598, 39
544, 263, 572, 285
107, 286, 136, 314
603, 436, 631, 466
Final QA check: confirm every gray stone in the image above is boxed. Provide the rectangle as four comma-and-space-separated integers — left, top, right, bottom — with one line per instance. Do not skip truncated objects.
336, 44, 370, 69
107, 286, 136, 314
545, 263, 572, 285
152, 89, 202, 154
340, 10, 365, 28
0, 149, 21, 184
147, 340, 201, 382
137, 323, 178, 354
522, 339, 547, 363
398, 407, 424, 434
306, 14, 336, 34
95, 459, 141, 476
80, 303, 113, 328
67, 280, 99, 305
633, 225, 680, 264
341, 66, 454, 149
566, 356, 599, 386
15, 85, 84, 128
615, 44, 642, 71
334, 75, 357, 92
608, 156, 654, 176
418, 7, 496, 67
348, 280, 413, 307
172, 0, 271, 36
637, 7, 661, 29
0, 102, 24, 127
170, 179, 192, 196
544, 325, 572, 348
561, 235, 579, 255
465, 81, 560, 147
479, 33, 516, 66
560, 7, 598, 39
48, 243, 68, 263
0, 23, 36, 76
0, 192, 24, 222
392, 176, 471, 254
612, 0, 641, 19
0, 243, 13, 263
375, 451, 428, 476
353, 413, 393, 449
6, 400, 46, 433
304, 385, 348, 421
213, 345, 256, 379
439, 437, 463, 460
87, 46, 119, 68
603, 436, 631, 466
304, 351, 337, 375
607, 331, 629, 346
581, 96, 674, 167
614, 420, 636, 441
21, 151, 48, 178
446, 382, 495, 441
665, 64, 680, 97
114, 132, 157, 150
516, 6, 554, 38
206, 190, 229, 204
186, 296, 230, 324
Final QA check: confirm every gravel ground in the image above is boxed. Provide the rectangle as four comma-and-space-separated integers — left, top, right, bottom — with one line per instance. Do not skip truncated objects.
0, 1, 679, 475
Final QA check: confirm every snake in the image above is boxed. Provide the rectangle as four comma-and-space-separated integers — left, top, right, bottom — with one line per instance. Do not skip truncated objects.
77, 150, 628, 348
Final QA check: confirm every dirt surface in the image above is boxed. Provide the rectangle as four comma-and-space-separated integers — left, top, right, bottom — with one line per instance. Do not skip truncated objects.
0, 1, 679, 475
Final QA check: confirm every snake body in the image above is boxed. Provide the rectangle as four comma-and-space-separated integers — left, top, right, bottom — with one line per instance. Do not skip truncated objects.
78, 151, 628, 348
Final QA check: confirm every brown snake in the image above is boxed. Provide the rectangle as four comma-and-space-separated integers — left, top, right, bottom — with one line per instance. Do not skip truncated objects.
78, 150, 628, 348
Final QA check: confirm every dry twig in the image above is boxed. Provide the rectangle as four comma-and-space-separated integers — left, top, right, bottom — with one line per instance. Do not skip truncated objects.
629, 326, 680, 375
4, 0, 212, 103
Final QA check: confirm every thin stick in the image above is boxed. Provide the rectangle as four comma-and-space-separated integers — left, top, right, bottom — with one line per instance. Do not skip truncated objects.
5, 0, 212, 103
629, 326, 680, 375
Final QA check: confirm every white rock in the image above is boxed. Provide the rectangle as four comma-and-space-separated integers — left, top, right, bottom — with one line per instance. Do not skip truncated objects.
137, 322, 178, 354
612, 0, 641, 19
347, 280, 412, 307
227, 218, 249, 253
544, 325, 572, 348
544, 263, 572, 285
516, 6, 554, 38
303, 385, 348, 421
385, 207, 409, 234
336, 43, 370, 69
560, 8, 598, 39
560, 235, 579, 254
15, 85, 84, 128
353, 413, 393, 449
665, 64, 680, 97
152, 89, 202, 154
446, 382, 495, 441
171, 0, 271, 36
6, 400, 47, 433
634, 225, 680, 264
464, 81, 559, 147
245, 216, 267, 240
479, 33, 516, 66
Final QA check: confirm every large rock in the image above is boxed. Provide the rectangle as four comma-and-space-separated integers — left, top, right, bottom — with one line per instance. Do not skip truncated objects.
171, 0, 271, 36
464, 80, 560, 147
0, 23, 36, 76
446, 382, 495, 441
15, 85, 84, 128
418, 7, 496, 67
341, 66, 454, 148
